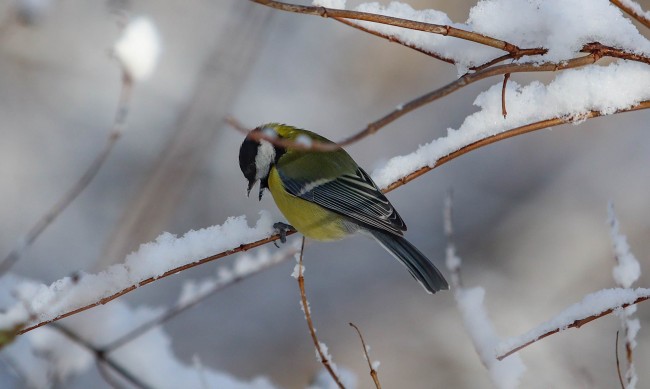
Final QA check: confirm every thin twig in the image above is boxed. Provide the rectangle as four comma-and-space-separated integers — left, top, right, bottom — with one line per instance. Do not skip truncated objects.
334, 17, 456, 64
467, 48, 549, 73
497, 294, 650, 360
580, 42, 650, 64
296, 237, 344, 389
251, 0, 522, 54
610, 0, 650, 29
51, 323, 153, 389
17, 99, 650, 336
0, 77, 133, 276
501, 73, 511, 118
349, 323, 381, 389
616, 331, 625, 389
96, 360, 128, 389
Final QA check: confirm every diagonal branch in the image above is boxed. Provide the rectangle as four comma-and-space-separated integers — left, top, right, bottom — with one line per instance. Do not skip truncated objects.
0, 77, 133, 276
384, 100, 650, 192
610, 0, 650, 29
251, 0, 522, 54
497, 293, 650, 361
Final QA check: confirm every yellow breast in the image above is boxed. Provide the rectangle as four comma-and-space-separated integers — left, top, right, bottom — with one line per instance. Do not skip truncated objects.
268, 167, 350, 241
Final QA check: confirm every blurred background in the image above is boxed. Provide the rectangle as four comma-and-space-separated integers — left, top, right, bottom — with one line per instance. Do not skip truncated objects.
1, 0, 649, 387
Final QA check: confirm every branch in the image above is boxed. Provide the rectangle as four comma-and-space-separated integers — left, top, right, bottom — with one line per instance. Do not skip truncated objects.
610, 0, 650, 29
16, 99, 650, 336
501, 73, 511, 118
384, 100, 650, 192
349, 322, 381, 389
497, 290, 650, 361
616, 331, 625, 389
0, 77, 133, 276
251, 0, 522, 54
295, 237, 345, 389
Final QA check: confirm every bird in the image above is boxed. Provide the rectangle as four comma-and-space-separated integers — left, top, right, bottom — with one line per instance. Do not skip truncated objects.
238, 123, 449, 294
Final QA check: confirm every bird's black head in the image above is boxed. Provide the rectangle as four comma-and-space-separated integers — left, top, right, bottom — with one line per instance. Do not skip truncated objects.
239, 135, 259, 194
238, 127, 284, 200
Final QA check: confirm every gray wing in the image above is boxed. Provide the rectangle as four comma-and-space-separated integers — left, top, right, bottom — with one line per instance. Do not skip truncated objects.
280, 167, 407, 235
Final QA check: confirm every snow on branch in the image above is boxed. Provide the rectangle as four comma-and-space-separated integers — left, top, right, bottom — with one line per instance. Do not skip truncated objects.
0, 212, 276, 333
372, 61, 650, 189
608, 203, 642, 389
496, 288, 650, 360
611, 0, 650, 28
295, 0, 650, 74
0, 276, 279, 389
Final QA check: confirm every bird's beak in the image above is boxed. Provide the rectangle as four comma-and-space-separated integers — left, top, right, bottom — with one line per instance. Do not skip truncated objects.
246, 179, 256, 197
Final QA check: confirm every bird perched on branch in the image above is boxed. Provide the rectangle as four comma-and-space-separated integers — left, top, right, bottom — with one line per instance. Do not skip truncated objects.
238, 123, 448, 294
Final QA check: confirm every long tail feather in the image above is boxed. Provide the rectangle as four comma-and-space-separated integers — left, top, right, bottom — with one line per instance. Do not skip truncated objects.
371, 230, 449, 294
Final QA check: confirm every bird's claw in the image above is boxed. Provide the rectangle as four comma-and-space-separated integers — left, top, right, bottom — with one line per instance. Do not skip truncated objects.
273, 222, 293, 246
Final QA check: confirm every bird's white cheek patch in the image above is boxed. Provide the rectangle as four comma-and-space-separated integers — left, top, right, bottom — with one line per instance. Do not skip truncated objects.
255, 140, 276, 180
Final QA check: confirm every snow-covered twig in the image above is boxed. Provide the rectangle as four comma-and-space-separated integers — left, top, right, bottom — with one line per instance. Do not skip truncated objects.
611, 0, 650, 28
497, 288, 650, 360
252, 0, 523, 54
608, 203, 641, 388
295, 237, 345, 389
382, 100, 650, 193
349, 323, 381, 389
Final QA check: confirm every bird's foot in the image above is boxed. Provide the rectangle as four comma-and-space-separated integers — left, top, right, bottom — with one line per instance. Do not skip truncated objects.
272, 222, 294, 247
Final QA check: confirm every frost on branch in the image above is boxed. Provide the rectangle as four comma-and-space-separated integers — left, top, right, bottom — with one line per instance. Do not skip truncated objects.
315, 0, 650, 74
496, 288, 650, 358
0, 212, 275, 331
372, 61, 650, 189
608, 203, 642, 389
608, 203, 641, 288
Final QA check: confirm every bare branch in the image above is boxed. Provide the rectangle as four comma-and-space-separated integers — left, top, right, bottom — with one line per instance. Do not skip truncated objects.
296, 237, 345, 389
251, 0, 522, 54
334, 17, 456, 64
349, 322, 381, 389
610, 0, 650, 29
616, 331, 625, 389
501, 73, 510, 118
0, 77, 133, 276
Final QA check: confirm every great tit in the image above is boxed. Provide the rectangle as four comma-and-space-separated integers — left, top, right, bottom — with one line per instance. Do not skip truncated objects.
238, 123, 448, 294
